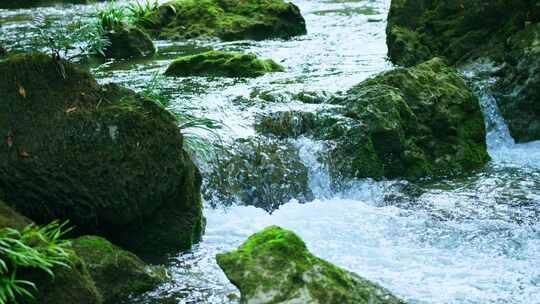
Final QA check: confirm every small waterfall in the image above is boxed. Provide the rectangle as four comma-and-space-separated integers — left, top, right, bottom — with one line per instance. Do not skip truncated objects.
461, 62, 540, 168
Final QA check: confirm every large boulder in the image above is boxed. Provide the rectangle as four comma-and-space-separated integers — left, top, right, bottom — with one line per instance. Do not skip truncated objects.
205, 137, 313, 213
386, 0, 540, 142
165, 50, 284, 78
216, 226, 407, 304
72, 236, 166, 304
0, 53, 203, 259
103, 25, 156, 60
258, 58, 489, 180
142, 0, 307, 41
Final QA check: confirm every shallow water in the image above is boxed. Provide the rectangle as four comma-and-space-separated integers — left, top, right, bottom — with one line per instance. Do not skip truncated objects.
2, 1, 540, 303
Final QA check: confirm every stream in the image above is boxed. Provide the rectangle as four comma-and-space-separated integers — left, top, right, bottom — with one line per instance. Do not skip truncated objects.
1, 0, 540, 303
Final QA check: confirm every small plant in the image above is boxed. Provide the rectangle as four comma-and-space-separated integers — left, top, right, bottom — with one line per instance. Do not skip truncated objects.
0, 221, 73, 304
96, 0, 126, 30
32, 14, 110, 60
127, 0, 161, 28
140, 73, 222, 160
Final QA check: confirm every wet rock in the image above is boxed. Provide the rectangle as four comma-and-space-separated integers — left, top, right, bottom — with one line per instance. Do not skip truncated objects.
386, 0, 540, 142
495, 23, 540, 142
165, 50, 284, 78
329, 58, 489, 180
260, 58, 489, 180
103, 25, 156, 60
0, 53, 203, 260
72, 236, 167, 304
216, 225, 407, 304
142, 0, 307, 41
205, 137, 313, 213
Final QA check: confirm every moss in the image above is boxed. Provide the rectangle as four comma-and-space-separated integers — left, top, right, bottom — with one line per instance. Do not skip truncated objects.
165, 50, 284, 78
0, 200, 31, 230
333, 58, 489, 179
0, 53, 203, 260
143, 0, 307, 41
71, 236, 166, 304
216, 226, 407, 304
258, 58, 489, 181
19, 253, 103, 304
103, 25, 156, 59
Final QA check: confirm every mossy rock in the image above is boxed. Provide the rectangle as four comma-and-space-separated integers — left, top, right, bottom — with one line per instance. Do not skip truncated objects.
495, 23, 540, 142
0, 200, 31, 230
0, 53, 203, 260
143, 0, 307, 41
205, 137, 313, 213
330, 57, 489, 179
72, 236, 167, 304
260, 58, 489, 180
0, 0, 107, 9
20, 253, 103, 304
103, 25, 156, 60
386, 0, 539, 66
165, 50, 284, 78
216, 226, 407, 304
386, 0, 540, 142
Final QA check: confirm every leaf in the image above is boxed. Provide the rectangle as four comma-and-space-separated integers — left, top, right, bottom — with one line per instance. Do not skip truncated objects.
18, 85, 27, 98
65, 107, 77, 114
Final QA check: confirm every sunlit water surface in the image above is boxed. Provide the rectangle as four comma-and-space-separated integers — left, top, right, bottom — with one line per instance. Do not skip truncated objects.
1, 1, 539, 303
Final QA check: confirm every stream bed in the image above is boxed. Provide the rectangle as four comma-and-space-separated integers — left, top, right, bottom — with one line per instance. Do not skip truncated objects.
1, 0, 539, 303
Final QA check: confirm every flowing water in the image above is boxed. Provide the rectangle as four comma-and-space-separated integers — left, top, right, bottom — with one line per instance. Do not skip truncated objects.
2, 1, 540, 303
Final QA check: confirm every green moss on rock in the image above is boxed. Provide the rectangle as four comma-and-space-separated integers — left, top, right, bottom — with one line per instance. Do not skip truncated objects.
216, 226, 407, 304
0, 53, 203, 260
165, 50, 284, 77
0, 200, 31, 230
386, 0, 540, 142
143, 0, 307, 41
72, 236, 166, 304
331, 57, 489, 179
257, 58, 489, 181
20, 253, 103, 304
103, 25, 156, 59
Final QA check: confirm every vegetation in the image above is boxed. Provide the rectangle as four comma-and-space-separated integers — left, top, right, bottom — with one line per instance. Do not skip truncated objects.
0, 221, 72, 304
140, 73, 222, 160
96, 0, 167, 30
32, 14, 109, 59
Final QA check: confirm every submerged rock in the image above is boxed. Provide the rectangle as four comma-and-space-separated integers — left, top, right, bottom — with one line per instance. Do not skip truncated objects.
205, 137, 313, 213
216, 226, 407, 304
386, 0, 540, 142
0, 53, 203, 259
103, 25, 156, 60
143, 0, 307, 41
72, 236, 166, 304
165, 50, 284, 78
